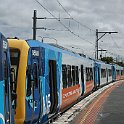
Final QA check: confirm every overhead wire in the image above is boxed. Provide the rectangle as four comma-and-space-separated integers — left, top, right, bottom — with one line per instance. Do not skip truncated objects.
37, 27, 69, 31
56, 0, 95, 32
110, 35, 120, 49
35, 0, 95, 46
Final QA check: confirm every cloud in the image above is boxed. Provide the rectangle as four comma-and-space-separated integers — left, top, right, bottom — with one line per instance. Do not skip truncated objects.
0, 0, 124, 58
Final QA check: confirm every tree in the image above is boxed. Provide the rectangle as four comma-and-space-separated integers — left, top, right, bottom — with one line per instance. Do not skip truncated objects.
101, 57, 113, 64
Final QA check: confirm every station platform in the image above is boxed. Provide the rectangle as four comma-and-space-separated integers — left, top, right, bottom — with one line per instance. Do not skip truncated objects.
72, 80, 124, 124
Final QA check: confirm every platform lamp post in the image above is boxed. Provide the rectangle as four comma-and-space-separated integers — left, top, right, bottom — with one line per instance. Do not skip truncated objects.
95, 29, 118, 59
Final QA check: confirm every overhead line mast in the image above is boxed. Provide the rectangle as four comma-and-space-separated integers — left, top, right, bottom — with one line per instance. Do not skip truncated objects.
95, 29, 118, 59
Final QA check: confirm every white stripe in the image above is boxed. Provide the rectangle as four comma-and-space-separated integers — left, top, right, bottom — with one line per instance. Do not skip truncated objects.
0, 113, 5, 124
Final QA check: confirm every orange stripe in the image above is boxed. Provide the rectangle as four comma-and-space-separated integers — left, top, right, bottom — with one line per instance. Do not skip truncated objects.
60, 84, 81, 110
85, 80, 94, 94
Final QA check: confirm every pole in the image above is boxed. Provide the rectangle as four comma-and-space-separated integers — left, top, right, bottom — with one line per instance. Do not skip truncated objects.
95, 29, 118, 60
96, 29, 98, 59
33, 10, 37, 40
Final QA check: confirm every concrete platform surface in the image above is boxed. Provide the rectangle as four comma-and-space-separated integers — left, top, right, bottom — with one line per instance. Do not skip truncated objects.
95, 81, 124, 124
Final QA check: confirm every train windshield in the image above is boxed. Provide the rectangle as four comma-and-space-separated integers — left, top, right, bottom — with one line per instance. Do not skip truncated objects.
10, 49, 20, 90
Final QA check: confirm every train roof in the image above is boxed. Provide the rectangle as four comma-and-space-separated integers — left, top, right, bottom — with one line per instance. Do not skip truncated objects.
27, 40, 93, 62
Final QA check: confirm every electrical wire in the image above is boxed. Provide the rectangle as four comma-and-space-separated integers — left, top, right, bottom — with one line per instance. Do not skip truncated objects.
37, 27, 69, 31
35, 0, 95, 46
56, 0, 95, 32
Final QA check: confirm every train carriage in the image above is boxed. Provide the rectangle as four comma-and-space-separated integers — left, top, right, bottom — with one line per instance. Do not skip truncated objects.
8, 39, 62, 123
60, 51, 82, 110
95, 61, 113, 87
60, 51, 94, 110
0, 33, 14, 124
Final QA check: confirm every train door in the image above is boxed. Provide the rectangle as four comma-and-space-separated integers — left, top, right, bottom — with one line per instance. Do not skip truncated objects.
94, 63, 97, 89
112, 65, 116, 81
94, 63, 100, 88
26, 48, 42, 123
98, 65, 100, 87
31, 48, 41, 122
49, 60, 58, 114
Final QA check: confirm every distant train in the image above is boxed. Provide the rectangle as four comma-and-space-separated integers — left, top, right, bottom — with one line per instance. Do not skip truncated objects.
7, 38, 124, 124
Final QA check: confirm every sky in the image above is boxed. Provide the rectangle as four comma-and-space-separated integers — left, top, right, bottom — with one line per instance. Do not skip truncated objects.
0, 0, 124, 60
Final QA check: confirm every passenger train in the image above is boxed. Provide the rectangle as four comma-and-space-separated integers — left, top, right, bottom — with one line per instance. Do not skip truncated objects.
6, 38, 124, 124
0, 33, 15, 124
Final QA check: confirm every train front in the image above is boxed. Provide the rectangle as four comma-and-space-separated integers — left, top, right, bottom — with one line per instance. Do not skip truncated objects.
8, 38, 30, 123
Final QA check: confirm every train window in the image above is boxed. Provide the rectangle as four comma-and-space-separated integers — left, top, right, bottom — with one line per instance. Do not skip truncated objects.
81, 65, 84, 83
33, 63, 38, 88
10, 49, 20, 93
109, 69, 112, 77
62, 65, 67, 88
72, 66, 76, 86
26, 66, 31, 97
90, 68, 93, 80
62, 65, 79, 88
67, 65, 72, 87
75, 66, 79, 84
86, 67, 93, 82
101, 69, 106, 78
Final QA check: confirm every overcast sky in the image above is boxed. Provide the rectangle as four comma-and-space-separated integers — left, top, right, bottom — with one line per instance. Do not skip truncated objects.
0, 0, 124, 60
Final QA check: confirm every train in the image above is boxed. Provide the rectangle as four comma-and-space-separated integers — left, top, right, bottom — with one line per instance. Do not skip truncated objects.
0, 32, 124, 124
8, 38, 124, 123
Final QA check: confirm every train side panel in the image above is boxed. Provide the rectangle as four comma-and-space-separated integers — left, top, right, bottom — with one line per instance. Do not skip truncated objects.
60, 54, 94, 110
94, 62, 101, 88
100, 62, 108, 86
60, 53, 82, 110
26, 40, 62, 123
84, 59, 94, 95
